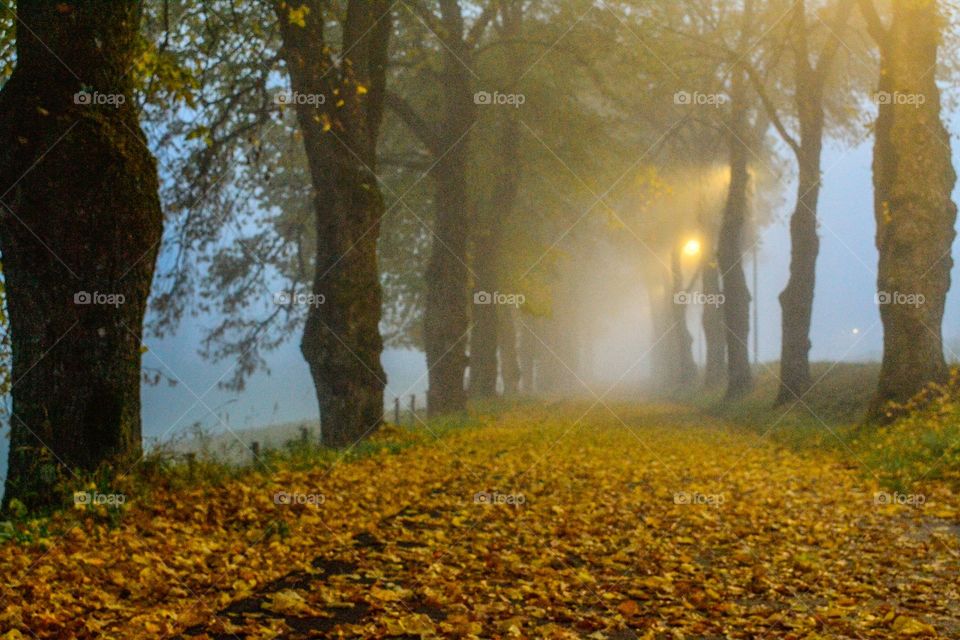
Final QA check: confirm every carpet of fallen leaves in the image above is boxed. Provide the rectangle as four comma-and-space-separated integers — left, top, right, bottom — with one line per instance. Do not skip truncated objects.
2, 402, 960, 639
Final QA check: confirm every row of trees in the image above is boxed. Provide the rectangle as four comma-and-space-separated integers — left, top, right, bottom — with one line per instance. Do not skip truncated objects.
637, 0, 957, 418
0, 0, 956, 510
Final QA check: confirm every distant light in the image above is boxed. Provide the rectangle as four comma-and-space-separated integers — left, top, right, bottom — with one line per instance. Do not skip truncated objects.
682, 238, 701, 257
852, 328, 860, 335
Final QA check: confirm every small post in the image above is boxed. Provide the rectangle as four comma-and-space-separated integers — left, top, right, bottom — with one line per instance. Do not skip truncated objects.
394, 397, 400, 424
299, 425, 309, 444
409, 394, 416, 425
251, 441, 260, 466
184, 452, 196, 481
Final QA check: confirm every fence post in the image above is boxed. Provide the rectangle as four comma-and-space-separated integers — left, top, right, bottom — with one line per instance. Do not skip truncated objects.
184, 452, 196, 482
394, 397, 401, 424
251, 441, 260, 466
409, 394, 416, 425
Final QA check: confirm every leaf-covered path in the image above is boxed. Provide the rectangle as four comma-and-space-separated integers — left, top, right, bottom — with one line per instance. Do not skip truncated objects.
3, 403, 960, 638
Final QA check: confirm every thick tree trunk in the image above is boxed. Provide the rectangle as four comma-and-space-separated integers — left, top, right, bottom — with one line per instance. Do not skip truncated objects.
776, 128, 823, 405
671, 247, 697, 387
467, 134, 520, 397
467, 1, 523, 401
0, 3, 162, 510
717, 70, 754, 400
499, 306, 521, 395
275, 0, 391, 447
865, 0, 957, 416
772, 0, 853, 406
425, 161, 471, 415
468, 234, 499, 397
424, 14, 475, 416
702, 254, 726, 388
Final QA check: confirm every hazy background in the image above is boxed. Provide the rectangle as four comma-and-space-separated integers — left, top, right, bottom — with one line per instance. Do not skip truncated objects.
0, 115, 958, 485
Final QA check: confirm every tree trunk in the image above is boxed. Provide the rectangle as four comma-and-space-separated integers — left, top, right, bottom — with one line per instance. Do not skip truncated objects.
773, 0, 855, 405
717, 69, 754, 400
275, 0, 391, 447
425, 159, 471, 415
0, 2, 162, 510
499, 306, 521, 395
776, 99, 824, 404
864, 0, 957, 416
468, 119, 521, 398
702, 253, 726, 388
468, 0, 524, 400
424, 7, 475, 416
468, 233, 499, 397
671, 247, 698, 387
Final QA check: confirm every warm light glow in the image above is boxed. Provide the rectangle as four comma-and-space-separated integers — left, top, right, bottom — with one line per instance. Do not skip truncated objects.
682, 238, 701, 257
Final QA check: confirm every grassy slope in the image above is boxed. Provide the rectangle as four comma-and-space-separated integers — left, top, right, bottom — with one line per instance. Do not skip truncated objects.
673, 361, 960, 491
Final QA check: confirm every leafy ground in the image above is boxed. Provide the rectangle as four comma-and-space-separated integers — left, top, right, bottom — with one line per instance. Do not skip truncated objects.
2, 402, 960, 639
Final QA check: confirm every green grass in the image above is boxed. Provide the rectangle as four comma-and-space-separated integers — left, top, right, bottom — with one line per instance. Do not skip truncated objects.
671, 361, 876, 446
671, 361, 960, 491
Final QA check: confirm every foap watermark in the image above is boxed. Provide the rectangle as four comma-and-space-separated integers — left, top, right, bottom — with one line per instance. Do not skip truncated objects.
274, 291, 326, 307
473, 490, 525, 505
875, 291, 925, 308
274, 491, 326, 506
874, 491, 925, 507
74, 491, 125, 507
674, 91, 728, 108
74, 291, 125, 308
873, 91, 926, 108
474, 91, 526, 108
274, 91, 326, 107
674, 291, 724, 308
74, 90, 125, 108
673, 491, 725, 506
474, 290, 525, 308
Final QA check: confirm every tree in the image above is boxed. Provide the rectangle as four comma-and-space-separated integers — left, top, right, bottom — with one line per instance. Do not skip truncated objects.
745, 0, 856, 405
669, 245, 698, 386
272, 0, 392, 447
468, 0, 524, 399
716, 60, 755, 399
387, 1, 498, 416
0, 2, 163, 509
859, 0, 958, 416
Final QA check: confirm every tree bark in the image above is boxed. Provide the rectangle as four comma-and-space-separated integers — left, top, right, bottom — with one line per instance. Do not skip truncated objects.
776, 95, 823, 405
861, 0, 957, 416
717, 67, 754, 400
424, 158, 471, 415
423, 3, 477, 417
701, 246, 726, 388
0, 2, 163, 510
773, 0, 853, 406
468, 234, 499, 397
274, 0, 391, 447
467, 1, 523, 401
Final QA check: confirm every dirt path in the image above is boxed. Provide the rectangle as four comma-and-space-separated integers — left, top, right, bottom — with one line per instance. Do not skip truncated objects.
2, 403, 959, 638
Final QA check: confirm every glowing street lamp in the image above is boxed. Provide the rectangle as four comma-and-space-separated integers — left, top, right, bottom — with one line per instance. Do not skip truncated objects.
682, 238, 701, 257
